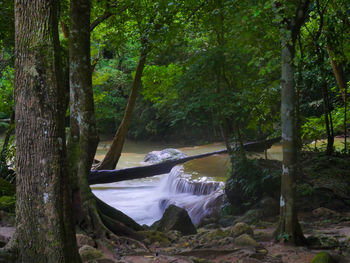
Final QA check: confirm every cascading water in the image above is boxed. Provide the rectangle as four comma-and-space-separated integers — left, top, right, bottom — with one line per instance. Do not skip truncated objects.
92, 144, 229, 226
158, 165, 225, 224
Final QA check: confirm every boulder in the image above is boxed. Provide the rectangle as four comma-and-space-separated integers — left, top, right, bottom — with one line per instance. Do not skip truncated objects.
78, 245, 104, 262
231, 222, 254, 237
151, 205, 197, 235
144, 148, 187, 164
234, 234, 259, 247
310, 252, 337, 263
76, 234, 95, 248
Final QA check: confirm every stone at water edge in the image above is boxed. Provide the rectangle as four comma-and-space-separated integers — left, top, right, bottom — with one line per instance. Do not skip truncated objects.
306, 234, 339, 249
143, 148, 188, 164
310, 252, 337, 263
151, 205, 197, 235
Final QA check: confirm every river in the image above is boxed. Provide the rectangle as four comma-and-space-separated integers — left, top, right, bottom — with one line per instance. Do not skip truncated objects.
92, 140, 282, 226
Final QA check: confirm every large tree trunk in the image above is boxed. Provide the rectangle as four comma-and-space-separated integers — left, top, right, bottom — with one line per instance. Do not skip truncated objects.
93, 51, 147, 170
275, 0, 309, 246
13, 0, 80, 261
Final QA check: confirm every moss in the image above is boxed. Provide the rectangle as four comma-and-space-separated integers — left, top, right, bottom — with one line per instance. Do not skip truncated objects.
0, 195, 15, 212
138, 230, 171, 246
310, 252, 336, 263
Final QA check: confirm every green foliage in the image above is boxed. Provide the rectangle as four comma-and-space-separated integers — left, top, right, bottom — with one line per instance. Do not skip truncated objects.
0, 66, 14, 115
0, 196, 15, 213
226, 158, 281, 208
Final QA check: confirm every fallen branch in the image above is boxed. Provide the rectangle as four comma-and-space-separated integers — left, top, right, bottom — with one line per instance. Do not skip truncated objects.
88, 137, 281, 185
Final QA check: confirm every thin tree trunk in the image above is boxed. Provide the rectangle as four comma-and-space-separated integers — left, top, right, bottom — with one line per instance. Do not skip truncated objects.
13, 0, 80, 261
1, 111, 14, 155
94, 51, 147, 170
275, 0, 310, 243
317, 48, 334, 155
327, 46, 348, 152
276, 44, 305, 245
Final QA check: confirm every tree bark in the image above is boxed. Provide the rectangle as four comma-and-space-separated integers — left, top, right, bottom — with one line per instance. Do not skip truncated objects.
327, 45, 348, 152
93, 51, 147, 170
14, 0, 80, 261
67, 0, 102, 234
275, 0, 309, 246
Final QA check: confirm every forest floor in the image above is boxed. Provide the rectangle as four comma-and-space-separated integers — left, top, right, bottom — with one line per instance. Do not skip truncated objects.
105, 209, 350, 263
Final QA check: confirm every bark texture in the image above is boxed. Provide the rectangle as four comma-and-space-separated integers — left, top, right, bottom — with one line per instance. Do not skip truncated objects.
94, 52, 147, 170
276, 0, 309, 246
14, 0, 80, 262
67, 0, 101, 232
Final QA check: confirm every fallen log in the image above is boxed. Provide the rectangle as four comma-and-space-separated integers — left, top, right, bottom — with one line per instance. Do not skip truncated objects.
88, 137, 280, 185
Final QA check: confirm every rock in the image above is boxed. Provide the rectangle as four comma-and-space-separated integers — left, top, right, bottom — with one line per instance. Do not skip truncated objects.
0, 226, 15, 245
307, 235, 339, 249
78, 245, 104, 262
151, 205, 197, 235
312, 207, 340, 218
138, 230, 171, 247
96, 259, 116, 263
230, 222, 254, 237
234, 234, 259, 247
310, 252, 337, 263
143, 148, 187, 164
76, 234, 95, 248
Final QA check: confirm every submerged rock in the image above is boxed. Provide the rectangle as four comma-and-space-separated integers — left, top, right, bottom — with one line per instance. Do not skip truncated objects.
151, 205, 197, 235
144, 148, 187, 164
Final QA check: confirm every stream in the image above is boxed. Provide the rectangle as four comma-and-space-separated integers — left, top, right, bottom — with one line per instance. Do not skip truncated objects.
92, 140, 282, 226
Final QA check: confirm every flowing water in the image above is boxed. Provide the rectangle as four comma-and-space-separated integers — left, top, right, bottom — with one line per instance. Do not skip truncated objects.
92, 140, 282, 226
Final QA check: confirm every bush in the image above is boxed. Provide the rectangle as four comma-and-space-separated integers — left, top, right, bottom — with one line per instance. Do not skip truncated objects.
225, 157, 281, 213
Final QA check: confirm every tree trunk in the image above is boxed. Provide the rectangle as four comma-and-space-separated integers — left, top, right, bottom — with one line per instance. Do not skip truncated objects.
93, 51, 147, 170
1, 110, 14, 155
327, 46, 348, 152
13, 0, 80, 261
276, 43, 305, 245
67, 0, 102, 234
317, 47, 334, 155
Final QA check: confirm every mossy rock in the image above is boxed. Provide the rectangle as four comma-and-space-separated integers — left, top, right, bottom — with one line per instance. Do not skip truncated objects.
310, 252, 337, 263
230, 222, 254, 237
0, 178, 15, 197
0, 196, 15, 212
78, 245, 104, 262
138, 230, 171, 247
234, 234, 259, 247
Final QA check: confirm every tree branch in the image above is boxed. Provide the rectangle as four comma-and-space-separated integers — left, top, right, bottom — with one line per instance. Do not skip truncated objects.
90, 12, 113, 32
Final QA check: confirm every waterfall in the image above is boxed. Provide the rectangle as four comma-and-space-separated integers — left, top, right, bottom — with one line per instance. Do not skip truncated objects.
158, 165, 225, 224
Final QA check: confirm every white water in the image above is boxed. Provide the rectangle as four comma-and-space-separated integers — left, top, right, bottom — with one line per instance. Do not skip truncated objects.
92, 141, 228, 226
92, 140, 282, 226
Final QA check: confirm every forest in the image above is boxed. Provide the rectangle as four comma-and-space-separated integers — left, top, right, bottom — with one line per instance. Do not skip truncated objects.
0, 0, 349, 262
